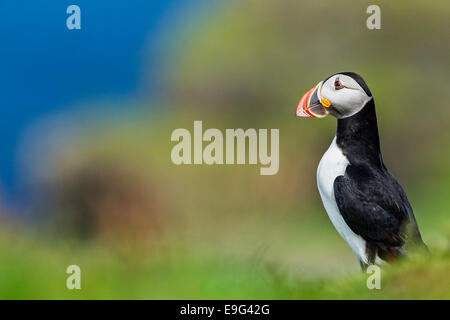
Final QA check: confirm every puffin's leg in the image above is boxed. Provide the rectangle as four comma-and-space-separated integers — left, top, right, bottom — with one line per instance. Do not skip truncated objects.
359, 260, 369, 271
366, 242, 378, 264
359, 243, 377, 271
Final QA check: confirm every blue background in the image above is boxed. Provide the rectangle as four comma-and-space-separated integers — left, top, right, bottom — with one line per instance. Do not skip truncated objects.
0, 0, 190, 201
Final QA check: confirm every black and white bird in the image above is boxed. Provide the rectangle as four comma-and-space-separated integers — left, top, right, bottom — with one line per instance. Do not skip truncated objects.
296, 72, 426, 269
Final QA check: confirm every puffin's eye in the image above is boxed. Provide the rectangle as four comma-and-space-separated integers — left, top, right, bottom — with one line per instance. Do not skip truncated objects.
334, 78, 344, 90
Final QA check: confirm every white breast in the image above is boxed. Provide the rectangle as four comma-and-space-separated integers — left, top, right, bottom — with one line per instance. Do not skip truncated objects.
317, 136, 368, 264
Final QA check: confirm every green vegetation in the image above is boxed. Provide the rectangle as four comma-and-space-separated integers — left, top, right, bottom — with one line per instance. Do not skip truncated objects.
0, 232, 448, 299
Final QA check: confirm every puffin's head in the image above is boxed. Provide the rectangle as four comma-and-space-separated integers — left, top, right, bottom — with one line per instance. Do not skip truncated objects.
296, 72, 372, 119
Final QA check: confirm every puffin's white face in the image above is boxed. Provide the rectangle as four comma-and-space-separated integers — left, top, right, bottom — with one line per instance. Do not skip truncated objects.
296, 72, 372, 119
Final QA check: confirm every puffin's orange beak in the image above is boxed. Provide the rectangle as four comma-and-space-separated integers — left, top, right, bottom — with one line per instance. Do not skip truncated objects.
296, 81, 330, 118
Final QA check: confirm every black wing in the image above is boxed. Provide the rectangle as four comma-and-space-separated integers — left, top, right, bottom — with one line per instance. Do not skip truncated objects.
333, 164, 417, 246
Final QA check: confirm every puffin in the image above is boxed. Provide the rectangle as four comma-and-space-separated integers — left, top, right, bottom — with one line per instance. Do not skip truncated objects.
296, 72, 425, 269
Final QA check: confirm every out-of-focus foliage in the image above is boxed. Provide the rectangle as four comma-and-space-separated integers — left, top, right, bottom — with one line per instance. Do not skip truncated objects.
0, 233, 448, 299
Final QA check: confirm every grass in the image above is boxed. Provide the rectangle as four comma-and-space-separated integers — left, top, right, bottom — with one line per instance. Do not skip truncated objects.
0, 232, 448, 299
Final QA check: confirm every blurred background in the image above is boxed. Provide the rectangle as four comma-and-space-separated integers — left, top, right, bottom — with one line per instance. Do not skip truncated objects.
0, 0, 449, 299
